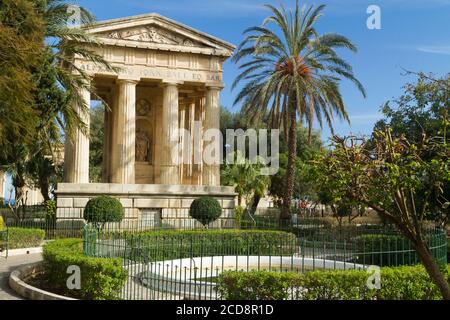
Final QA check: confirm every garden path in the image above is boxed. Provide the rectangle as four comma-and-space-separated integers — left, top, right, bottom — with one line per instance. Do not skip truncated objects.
0, 253, 42, 300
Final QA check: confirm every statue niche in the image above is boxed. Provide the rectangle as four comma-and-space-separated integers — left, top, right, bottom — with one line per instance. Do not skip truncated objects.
135, 98, 153, 163
136, 130, 151, 162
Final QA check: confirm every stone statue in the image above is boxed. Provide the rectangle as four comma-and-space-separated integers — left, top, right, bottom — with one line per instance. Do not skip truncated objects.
136, 130, 151, 162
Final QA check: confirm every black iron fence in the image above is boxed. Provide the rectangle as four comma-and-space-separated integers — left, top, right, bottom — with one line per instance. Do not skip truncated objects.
82, 223, 447, 300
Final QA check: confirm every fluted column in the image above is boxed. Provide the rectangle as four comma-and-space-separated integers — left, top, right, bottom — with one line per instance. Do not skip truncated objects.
64, 83, 91, 183
187, 99, 195, 181
111, 79, 137, 184
202, 86, 222, 186
160, 82, 180, 185
193, 96, 204, 185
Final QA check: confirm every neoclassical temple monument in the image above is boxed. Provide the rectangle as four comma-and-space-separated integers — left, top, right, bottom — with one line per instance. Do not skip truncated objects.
56, 13, 236, 226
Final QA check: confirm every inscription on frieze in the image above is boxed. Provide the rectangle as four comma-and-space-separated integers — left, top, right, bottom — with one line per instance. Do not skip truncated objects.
78, 62, 222, 83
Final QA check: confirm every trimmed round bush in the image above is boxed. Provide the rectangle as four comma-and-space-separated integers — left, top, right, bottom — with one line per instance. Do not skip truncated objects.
83, 196, 124, 224
189, 196, 222, 227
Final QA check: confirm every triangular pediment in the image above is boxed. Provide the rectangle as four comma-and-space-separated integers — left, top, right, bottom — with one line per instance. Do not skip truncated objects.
83, 13, 235, 56
99, 25, 204, 47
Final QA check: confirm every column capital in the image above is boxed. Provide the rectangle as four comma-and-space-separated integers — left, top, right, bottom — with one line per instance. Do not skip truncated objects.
205, 84, 224, 91
117, 79, 139, 85
161, 80, 183, 87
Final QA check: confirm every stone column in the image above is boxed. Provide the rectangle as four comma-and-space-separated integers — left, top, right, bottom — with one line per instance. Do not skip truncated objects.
187, 99, 196, 181
202, 86, 222, 186
192, 96, 204, 185
111, 79, 137, 184
179, 104, 186, 184
102, 94, 112, 183
160, 82, 180, 185
64, 83, 91, 183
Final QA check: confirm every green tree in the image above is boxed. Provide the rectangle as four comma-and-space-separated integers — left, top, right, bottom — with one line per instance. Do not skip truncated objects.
374, 72, 450, 224
0, 0, 44, 145
312, 130, 450, 299
26, 150, 58, 202
270, 126, 325, 204
38, 0, 115, 139
374, 72, 449, 144
233, 1, 365, 219
1, 1, 116, 204
222, 152, 270, 211
89, 104, 105, 182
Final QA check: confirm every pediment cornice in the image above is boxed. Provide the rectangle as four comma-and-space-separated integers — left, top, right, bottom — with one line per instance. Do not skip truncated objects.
82, 13, 235, 57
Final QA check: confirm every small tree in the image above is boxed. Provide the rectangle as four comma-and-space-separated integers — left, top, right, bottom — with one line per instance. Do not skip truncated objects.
189, 197, 222, 228
221, 152, 270, 213
312, 129, 450, 299
84, 196, 124, 229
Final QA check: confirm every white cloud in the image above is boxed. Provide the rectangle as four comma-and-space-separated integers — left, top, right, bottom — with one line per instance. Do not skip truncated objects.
417, 46, 450, 55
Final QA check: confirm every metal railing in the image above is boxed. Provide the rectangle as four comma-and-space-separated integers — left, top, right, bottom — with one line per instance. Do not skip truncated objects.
82, 222, 448, 300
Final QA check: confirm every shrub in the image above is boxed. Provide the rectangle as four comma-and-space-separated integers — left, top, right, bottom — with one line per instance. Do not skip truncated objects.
189, 196, 222, 227
84, 196, 124, 226
6, 227, 45, 249
217, 264, 450, 300
0, 216, 4, 231
126, 229, 297, 262
44, 200, 57, 223
234, 206, 245, 228
43, 239, 127, 300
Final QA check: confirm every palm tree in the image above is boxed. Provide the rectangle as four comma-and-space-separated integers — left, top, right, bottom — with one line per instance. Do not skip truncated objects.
222, 152, 270, 208
40, 0, 116, 143
1, 1, 114, 206
233, 1, 366, 219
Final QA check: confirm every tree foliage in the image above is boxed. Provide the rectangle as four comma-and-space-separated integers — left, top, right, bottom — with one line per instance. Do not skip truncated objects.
233, 1, 365, 218
270, 126, 325, 204
0, 0, 44, 145
311, 129, 450, 299
1, 0, 115, 203
221, 152, 270, 210
89, 104, 105, 182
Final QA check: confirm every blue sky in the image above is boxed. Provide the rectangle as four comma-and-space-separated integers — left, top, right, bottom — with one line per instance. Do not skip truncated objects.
75, 0, 450, 140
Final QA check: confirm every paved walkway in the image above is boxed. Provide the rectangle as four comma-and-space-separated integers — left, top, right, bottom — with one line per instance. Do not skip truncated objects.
0, 253, 42, 300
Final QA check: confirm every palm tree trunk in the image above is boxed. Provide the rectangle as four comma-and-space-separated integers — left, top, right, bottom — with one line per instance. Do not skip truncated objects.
281, 99, 297, 220
250, 193, 262, 215
39, 177, 50, 202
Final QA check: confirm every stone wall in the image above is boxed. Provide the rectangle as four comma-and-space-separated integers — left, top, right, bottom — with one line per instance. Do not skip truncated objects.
55, 183, 236, 229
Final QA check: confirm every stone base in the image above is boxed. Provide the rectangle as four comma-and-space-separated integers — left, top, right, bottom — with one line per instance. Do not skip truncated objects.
55, 183, 237, 229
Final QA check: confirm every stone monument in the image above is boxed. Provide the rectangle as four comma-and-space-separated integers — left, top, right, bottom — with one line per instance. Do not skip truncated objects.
56, 13, 236, 227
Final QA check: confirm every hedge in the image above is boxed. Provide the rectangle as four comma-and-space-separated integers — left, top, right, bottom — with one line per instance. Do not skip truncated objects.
42, 239, 127, 300
125, 229, 297, 262
6, 228, 45, 249
354, 233, 446, 266
216, 265, 450, 300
